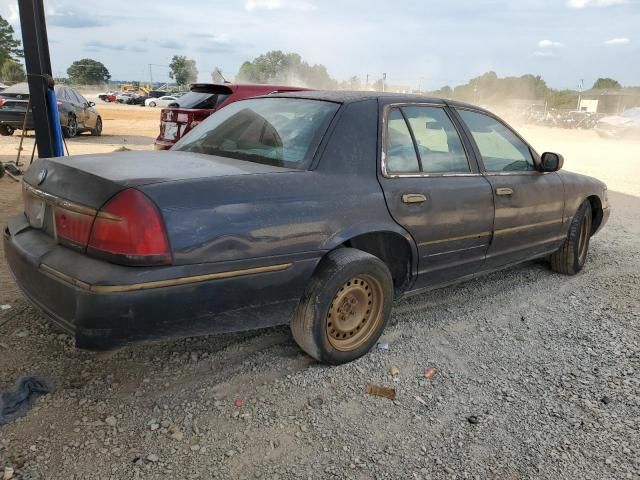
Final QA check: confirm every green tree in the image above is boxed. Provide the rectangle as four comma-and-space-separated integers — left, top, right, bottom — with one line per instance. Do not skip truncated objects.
592, 77, 621, 89
0, 60, 25, 82
0, 15, 23, 68
236, 50, 337, 89
66, 59, 111, 84
169, 55, 198, 87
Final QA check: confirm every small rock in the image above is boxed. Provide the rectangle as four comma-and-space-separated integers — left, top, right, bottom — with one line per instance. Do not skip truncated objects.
388, 366, 400, 376
467, 415, 479, 425
104, 416, 117, 427
601, 396, 611, 405
190, 445, 201, 452
3, 467, 15, 480
225, 449, 236, 457
170, 431, 184, 441
147, 454, 159, 463
308, 397, 323, 409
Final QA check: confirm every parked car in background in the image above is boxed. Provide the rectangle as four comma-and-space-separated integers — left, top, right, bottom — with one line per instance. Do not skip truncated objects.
594, 107, 640, 138
145, 96, 179, 108
0, 82, 102, 137
5, 92, 609, 363
154, 83, 308, 149
98, 92, 117, 103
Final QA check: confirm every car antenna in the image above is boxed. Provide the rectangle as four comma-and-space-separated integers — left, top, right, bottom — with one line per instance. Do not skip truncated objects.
215, 68, 230, 84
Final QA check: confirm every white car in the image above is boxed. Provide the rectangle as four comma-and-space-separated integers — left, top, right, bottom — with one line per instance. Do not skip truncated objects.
145, 96, 179, 107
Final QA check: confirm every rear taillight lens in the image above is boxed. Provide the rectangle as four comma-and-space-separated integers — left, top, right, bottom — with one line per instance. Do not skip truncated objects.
54, 207, 94, 249
87, 189, 171, 266
0, 98, 6, 107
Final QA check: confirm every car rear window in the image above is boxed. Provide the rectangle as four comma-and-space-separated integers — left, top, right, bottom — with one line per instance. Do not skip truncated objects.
172, 98, 339, 169
177, 92, 230, 109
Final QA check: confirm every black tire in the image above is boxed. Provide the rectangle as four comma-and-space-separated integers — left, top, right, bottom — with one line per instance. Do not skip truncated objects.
549, 200, 592, 275
91, 117, 102, 136
63, 115, 77, 138
291, 248, 393, 364
0, 125, 15, 136
148, 101, 156, 107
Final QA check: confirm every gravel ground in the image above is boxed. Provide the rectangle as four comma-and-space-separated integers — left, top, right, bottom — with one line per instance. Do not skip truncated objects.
0, 126, 639, 480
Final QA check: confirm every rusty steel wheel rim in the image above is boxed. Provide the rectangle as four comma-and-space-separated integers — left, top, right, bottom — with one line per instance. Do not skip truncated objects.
578, 212, 591, 262
326, 275, 384, 351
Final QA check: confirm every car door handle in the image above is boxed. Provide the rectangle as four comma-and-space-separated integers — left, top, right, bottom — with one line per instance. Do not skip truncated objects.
402, 193, 428, 204
495, 187, 514, 196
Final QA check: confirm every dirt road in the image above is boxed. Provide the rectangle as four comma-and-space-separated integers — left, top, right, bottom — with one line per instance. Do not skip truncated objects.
0, 115, 638, 479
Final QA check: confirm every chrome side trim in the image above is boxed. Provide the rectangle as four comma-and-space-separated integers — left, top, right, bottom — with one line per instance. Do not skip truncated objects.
494, 219, 562, 236
418, 231, 492, 247
38, 263, 293, 294
425, 244, 488, 257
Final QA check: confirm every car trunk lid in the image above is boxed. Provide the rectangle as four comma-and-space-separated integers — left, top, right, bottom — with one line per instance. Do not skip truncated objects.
24, 150, 295, 210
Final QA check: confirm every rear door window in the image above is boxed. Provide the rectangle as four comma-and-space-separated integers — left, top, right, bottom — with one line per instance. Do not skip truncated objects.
385, 108, 420, 173
402, 106, 470, 173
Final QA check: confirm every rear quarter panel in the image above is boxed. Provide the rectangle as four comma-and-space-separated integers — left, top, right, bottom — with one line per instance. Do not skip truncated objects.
558, 170, 608, 228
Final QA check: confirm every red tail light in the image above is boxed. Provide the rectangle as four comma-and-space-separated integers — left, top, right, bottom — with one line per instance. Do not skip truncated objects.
54, 207, 94, 249
87, 189, 171, 266
0, 98, 6, 107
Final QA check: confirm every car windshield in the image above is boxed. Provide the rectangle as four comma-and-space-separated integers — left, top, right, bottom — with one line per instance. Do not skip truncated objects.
172, 97, 339, 169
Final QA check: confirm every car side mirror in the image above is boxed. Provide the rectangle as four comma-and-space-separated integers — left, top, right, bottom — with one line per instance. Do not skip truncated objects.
540, 152, 564, 172
87, 101, 95, 107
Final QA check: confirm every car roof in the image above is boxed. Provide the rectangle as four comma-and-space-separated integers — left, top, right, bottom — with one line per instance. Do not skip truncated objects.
266, 90, 483, 110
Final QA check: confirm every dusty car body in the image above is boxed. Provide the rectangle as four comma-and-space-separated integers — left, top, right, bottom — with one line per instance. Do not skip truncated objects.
4, 92, 609, 364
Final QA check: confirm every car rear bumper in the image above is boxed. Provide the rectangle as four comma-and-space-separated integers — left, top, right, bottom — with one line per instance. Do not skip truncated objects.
4, 215, 319, 350
0, 112, 33, 130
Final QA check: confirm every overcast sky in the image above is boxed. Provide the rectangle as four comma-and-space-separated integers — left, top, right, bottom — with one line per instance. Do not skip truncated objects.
1, 0, 638, 89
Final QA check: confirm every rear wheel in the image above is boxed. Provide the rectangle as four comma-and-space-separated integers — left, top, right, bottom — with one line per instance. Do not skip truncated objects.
148, 101, 156, 107
91, 117, 102, 136
0, 125, 15, 136
291, 248, 393, 364
63, 115, 77, 138
549, 200, 592, 275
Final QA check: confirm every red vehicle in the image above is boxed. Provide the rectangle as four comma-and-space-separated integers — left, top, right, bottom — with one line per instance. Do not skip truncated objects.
154, 83, 309, 149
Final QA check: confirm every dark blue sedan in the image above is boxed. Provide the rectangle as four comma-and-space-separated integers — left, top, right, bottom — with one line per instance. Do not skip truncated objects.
4, 91, 609, 364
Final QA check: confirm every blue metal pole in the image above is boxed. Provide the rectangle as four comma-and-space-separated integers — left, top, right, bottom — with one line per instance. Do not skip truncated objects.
45, 87, 65, 157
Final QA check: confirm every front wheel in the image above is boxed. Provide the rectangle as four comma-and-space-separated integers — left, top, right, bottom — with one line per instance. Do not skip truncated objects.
148, 101, 156, 107
291, 248, 393, 364
549, 200, 592, 275
91, 117, 102, 136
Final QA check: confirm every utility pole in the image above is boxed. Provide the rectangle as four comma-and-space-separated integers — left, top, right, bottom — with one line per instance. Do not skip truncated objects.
382, 73, 386, 93
577, 78, 584, 111
149, 64, 153, 87
18, 0, 57, 158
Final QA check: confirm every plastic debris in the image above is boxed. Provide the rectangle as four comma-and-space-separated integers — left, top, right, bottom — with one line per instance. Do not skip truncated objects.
467, 415, 479, 424
423, 368, 437, 379
388, 366, 400, 376
0, 305, 11, 311
365, 384, 396, 400
233, 397, 243, 408
376, 342, 390, 351
415, 396, 428, 406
